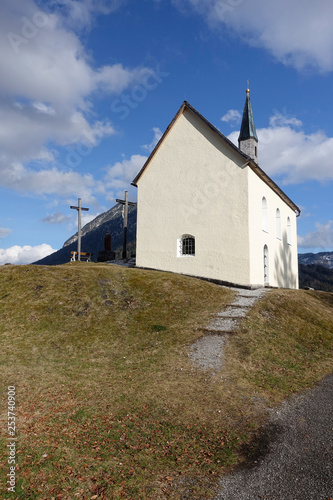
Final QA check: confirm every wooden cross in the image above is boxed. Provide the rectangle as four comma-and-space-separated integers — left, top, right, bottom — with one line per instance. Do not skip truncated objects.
70, 198, 89, 261
116, 191, 137, 260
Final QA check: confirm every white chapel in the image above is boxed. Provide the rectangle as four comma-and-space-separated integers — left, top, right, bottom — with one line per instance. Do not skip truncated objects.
132, 89, 300, 289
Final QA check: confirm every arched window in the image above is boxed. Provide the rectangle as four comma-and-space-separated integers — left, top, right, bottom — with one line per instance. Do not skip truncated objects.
262, 197, 268, 232
179, 235, 195, 256
276, 208, 281, 239
287, 217, 292, 245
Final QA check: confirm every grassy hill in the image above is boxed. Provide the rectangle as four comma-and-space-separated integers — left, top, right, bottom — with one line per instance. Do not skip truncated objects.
0, 264, 332, 499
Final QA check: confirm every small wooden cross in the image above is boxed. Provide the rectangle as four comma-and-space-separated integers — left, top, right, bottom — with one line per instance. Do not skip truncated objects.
70, 198, 89, 261
116, 191, 137, 260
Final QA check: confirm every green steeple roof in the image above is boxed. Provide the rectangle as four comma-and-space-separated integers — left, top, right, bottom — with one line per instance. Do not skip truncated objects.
238, 88, 258, 142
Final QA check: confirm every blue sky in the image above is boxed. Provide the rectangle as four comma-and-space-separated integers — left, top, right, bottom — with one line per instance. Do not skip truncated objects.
1, 0, 333, 264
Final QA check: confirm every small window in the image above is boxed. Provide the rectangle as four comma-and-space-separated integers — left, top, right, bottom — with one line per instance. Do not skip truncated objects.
179, 235, 195, 256
183, 236, 195, 255
287, 217, 292, 245
276, 208, 281, 239
262, 197, 268, 232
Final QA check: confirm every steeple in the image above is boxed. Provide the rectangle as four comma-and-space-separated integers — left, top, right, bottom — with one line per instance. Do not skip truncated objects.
238, 85, 258, 163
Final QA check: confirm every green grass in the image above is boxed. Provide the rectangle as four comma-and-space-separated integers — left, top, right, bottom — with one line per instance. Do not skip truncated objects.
0, 264, 332, 499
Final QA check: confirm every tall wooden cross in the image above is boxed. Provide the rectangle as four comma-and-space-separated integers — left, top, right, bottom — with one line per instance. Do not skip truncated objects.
70, 198, 89, 261
116, 191, 137, 260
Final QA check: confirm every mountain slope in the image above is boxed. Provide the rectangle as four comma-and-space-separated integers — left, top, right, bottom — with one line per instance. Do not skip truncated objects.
299, 263, 333, 292
298, 251, 333, 269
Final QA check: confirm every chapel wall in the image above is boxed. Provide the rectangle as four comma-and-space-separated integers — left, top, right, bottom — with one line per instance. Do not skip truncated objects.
135, 109, 253, 286
247, 168, 299, 289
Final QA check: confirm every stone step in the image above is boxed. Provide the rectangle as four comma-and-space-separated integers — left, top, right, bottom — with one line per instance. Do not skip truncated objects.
189, 335, 226, 371
217, 307, 249, 318
231, 297, 258, 307
228, 303, 251, 308
205, 317, 240, 332
200, 328, 236, 335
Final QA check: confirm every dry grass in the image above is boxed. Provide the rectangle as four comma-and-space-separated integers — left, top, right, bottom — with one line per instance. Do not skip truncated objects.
0, 263, 237, 499
221, 289, 333, 407
0, 265, 332, 499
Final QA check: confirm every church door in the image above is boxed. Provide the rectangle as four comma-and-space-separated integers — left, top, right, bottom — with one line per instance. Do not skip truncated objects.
263, 245, 269, 285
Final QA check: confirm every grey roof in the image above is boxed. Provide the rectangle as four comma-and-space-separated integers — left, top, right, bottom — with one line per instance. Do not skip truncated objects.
238, 91, 258, 142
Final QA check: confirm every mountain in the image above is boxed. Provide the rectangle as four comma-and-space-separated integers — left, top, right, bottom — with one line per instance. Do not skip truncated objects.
33, 203, 137, 265
298, 264, 333, 292
298, 252, 333, 291
298, 251, 333, 269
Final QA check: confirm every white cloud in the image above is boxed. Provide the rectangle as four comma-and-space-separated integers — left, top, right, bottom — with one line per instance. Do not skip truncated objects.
0, 0, 151, 197
298, 221, 333, 249
0, 227, 12, 238
1, 2, 149, 108
175, 0, 333, 73
52, 0, 124, 30
105, 154, 147, 183
0, 102, 115, 164
41, 212, 71, 224
81, 212, 99, 227
104, 154, 147, 200
94, 64, 152, 94
141, 127, 163, 152
221, 109, 241, 125
0, 244, 56, 265
269, 113, 302, 128
32, 102, 56, 116
228, 114, 333, 184
1, 165, 100, 203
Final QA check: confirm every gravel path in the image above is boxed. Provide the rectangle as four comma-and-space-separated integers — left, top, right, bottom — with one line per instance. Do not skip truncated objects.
189, 287, 268, 372
189, 287, 333, 499
214, 374, 333, 500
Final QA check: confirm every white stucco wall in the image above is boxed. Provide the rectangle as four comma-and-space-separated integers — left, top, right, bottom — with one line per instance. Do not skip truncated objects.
135, 107, 299, 289
248, 168, 299, 288
135, 109, 253, 286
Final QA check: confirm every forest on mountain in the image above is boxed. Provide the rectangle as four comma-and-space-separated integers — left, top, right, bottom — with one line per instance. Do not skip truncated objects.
298, 264, 333, 292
